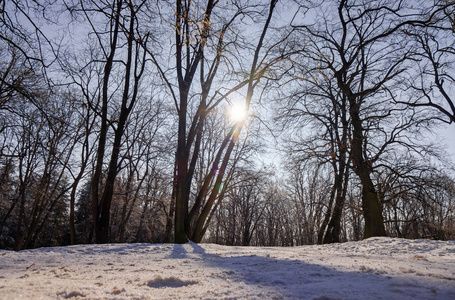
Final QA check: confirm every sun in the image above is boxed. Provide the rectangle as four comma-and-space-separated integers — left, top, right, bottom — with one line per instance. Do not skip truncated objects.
229, 102, 247, 123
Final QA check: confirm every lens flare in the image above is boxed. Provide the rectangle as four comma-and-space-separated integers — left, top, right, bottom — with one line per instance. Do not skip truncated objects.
229, 102, 247, 123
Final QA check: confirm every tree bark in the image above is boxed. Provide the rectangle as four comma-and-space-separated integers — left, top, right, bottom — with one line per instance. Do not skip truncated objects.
349, 102, 386, 238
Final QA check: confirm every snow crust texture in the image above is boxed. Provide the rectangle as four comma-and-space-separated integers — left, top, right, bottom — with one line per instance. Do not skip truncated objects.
0, 237, 454, 299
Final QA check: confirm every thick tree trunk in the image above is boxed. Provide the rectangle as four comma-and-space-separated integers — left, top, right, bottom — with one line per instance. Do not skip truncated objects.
359, 171, 386, 238
349, 103, 386, 238
174, 90, 189, 244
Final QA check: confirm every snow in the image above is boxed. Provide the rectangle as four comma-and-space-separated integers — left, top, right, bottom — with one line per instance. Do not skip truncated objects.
0, 237, 454, 299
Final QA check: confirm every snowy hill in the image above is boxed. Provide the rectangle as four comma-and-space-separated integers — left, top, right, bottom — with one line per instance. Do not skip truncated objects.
0, 237, 454, 299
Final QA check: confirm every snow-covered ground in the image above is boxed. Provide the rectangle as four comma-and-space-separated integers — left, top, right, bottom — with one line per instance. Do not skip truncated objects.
0, 237, 454, 299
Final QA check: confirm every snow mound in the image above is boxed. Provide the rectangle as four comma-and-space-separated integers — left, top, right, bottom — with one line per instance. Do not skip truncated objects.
146, 275, 198, 288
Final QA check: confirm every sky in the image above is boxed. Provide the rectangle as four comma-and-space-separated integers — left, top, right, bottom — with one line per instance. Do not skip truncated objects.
1, 237, 454, 299
443, 124, 455, 161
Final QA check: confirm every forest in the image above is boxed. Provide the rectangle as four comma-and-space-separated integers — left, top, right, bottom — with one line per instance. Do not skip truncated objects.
0, 0, 454, 251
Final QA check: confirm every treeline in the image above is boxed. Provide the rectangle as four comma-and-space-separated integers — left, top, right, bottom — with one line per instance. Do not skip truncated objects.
0, 0, 454, 250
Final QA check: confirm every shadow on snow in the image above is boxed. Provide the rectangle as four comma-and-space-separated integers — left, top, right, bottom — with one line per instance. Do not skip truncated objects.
166, 242, 455, 300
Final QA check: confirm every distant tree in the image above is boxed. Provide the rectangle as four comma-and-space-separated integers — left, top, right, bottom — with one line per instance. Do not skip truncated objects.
377, 158, 455, 240
209, 166, 269, 246
0, 156, 15, 248
74, 181, 92, 244
288, 161, 335, 244
13, 92, 77, 250
133, 162, 170, 244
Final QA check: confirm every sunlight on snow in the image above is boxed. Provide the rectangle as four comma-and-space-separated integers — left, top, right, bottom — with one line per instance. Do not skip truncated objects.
0, 238, 454, 299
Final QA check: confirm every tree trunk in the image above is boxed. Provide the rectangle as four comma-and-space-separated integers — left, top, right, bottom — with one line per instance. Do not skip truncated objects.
323, 190, 344, 243
95, 108, 129, 243
360, 171, 386, 238
349, 103, 386, 238
323, 153, 349, 243
318, 182, 336, 244
174, 87, 190, 244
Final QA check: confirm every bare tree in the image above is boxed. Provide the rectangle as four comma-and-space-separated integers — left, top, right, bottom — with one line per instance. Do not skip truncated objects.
64, 0, 152, 243
399, 0, 455, 123
377, 158, 455, 240
277, 55, 352, 243
148, 0, 283, 243
290, 0, 441, 238
208, 166, 269, 246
